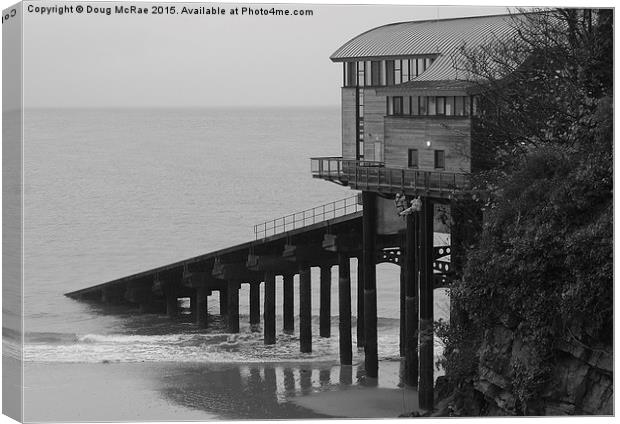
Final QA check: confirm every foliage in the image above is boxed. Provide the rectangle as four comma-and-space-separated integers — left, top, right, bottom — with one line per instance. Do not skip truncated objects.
441, 8, 613, 413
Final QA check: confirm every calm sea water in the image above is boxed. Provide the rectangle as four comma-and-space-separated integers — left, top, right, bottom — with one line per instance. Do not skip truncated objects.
20, 107, 448, 365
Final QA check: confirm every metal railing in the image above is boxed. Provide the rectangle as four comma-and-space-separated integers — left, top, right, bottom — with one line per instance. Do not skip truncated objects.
310, 157, 470, 193
254, 195, 362, 240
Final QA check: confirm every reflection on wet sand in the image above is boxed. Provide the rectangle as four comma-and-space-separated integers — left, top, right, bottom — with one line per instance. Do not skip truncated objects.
155, 362, 369, 419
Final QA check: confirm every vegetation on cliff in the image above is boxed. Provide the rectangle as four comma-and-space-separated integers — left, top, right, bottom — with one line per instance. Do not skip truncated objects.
438, 9, 613, 415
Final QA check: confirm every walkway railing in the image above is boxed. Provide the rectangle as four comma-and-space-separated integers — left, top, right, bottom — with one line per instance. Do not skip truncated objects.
310, 156, 470, 193
254, 195, 362, 240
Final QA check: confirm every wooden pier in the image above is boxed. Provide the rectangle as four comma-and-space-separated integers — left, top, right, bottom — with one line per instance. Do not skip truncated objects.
66, 195, 452, 388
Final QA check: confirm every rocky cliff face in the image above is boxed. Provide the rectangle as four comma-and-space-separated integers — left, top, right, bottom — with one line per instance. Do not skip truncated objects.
471, 323, 613, 416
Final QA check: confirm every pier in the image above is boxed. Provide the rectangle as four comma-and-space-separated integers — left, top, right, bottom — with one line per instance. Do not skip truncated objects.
66, 193, 453, 388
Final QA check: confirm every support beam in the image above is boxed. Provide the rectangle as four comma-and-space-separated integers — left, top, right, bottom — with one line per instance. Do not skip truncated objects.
195, 287, 208, 328
338, 254, 352, 365
227, 282, 240, 333
264, 272, 276, 345
299, 265, 312, 353
249, 282, 260, 326
362, 191, 378, 378
319, 266, 331, 338
404, 210, 419, 387
283, 274, 294, 334
357, 257, 365, 348
419, 196, 434, 410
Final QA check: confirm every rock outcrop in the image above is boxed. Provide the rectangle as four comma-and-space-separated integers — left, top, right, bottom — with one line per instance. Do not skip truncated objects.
467, 324, 613, 415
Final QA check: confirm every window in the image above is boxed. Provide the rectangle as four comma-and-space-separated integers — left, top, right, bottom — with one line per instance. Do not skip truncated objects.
402, 60, 410, 82
371, 61, 381, 86
345, 62, 356, 87
386, 60, 395, 85
464, 96, 471, 116
394, 60, 402, 84
446, 97, 454, 116
419, 96, 427, 115
411, 96, 419, 115
434, 150, 445, 169
393, 97, 403, 115
386, 96, 393, 115
403, 96, 411, 115
357, 61, 365, 87
428, 96, 436, 115
455, 96, 464, 116
365, 61, 372, 86
436, 97, 446, 115
416, 58, 425, 76
408, 149, 419, 168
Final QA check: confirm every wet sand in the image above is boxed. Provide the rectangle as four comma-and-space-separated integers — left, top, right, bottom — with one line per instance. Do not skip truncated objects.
23, 359, 419, 421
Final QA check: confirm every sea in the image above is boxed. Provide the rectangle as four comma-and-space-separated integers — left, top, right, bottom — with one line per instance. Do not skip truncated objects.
14, 107, 449, 418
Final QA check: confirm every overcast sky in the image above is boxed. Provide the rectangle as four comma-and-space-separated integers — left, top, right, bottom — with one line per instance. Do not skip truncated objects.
21, 2, 510, 108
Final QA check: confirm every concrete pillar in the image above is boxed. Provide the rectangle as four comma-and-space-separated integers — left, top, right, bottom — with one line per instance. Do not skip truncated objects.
283, 274, 294, 334
249, 282, 260, 326
356, 257, 365, 348
362, 191, 378, 378
299, 265, 312, 353
190, 293, 198, 319
404, 210, 419, 387
164, 283, 178, 318
195, 287, 208, 328
219, 287, 228, 316
338, 254, 352, 365
264, 272, 276, 344
227, 282, 240, 333
419, 196, 434, 410
319, 266, 331, 338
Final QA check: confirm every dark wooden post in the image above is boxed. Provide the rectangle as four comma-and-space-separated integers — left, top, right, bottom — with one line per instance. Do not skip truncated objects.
338, 253, 352, 365
195, 287, 208, 328
164, 282, 178, 318
299, 265, 312, 353
357, 257, 365, 348
264, 272, 276, 344
249, 282, 260, 326
283, 273, 294, 333
362, 191, 378, 378
190, 293, 198, 319
404, 210, 419, 386
419, 196, 434, 409
319, 266, 331, 338
219, 287, 228, 316
227, 282, 240, 333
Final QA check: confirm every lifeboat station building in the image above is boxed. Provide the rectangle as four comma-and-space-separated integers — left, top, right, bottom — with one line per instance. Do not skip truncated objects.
311, 14, 519, 409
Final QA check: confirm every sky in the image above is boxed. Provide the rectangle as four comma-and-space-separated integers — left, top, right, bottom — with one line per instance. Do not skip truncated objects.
18, 2, 513, 108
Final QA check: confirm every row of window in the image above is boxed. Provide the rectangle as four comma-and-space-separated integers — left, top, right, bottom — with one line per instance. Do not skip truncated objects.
387, 96, 478, 117
408, 149, 445, 169
343, 58, 436, 88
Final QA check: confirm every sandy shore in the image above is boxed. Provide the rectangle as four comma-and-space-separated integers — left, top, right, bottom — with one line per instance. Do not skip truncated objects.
23, 359, 420, 421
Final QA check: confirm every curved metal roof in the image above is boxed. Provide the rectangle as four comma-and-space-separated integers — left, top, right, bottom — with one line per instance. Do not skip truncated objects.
331, 13, 523, 82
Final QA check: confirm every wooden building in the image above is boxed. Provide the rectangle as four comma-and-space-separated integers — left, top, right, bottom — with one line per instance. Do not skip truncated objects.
311, 14, 521, 410
311, 14, 521, 196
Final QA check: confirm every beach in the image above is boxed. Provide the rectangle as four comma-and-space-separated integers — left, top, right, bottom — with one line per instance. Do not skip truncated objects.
24, 359, 421, 421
